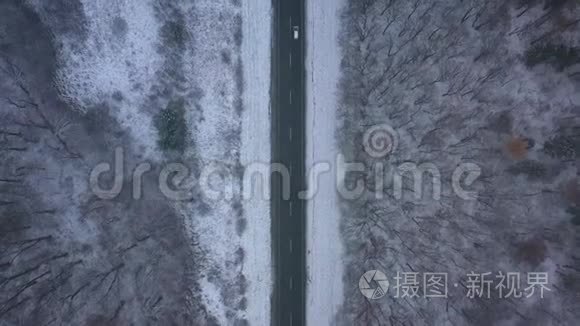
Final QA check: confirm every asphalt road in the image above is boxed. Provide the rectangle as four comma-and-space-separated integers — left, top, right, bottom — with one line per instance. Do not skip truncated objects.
271, 0, 305, 325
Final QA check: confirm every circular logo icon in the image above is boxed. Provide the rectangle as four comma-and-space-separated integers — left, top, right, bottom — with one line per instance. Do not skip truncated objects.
359, 270, 389, 299
363, 124, 398, 158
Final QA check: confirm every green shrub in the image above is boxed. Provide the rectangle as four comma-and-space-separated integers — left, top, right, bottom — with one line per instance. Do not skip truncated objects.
506, 160, 547, 179
161, 19, 188, 50
524, 43, 580, 71
543, 0, 572, 10
154, 98, 188, 153
543, 135, 578, 159
567, 207, 580, 225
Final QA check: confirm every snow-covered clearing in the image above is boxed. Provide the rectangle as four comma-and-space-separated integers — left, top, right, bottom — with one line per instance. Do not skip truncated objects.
306, 0, 345, 324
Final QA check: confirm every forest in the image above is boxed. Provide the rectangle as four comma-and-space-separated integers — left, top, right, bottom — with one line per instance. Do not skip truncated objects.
336, 0, 580, 324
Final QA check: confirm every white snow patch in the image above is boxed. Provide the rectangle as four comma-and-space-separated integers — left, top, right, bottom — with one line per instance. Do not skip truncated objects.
240, 0, 273, 325
199, 276, 228, 324
190, 1, 242, 324
191, 0, 271, 324
306, 0, 346, 325
35, 0, 163, 158
29, 0, 273, 322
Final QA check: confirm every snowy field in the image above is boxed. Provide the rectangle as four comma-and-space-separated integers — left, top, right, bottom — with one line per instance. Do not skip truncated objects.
306, 0, 345, 325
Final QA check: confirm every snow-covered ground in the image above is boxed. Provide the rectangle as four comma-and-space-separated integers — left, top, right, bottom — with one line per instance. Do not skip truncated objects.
27, 0, 163, 159
240, 0, 273, 324
306, 0, 345, 324
32, 0, 272, 324
190, 1, 246, 324
189, 0, 272, 324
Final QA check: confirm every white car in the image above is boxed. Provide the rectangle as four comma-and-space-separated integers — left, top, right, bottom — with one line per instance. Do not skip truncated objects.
293, 26, 299, 40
